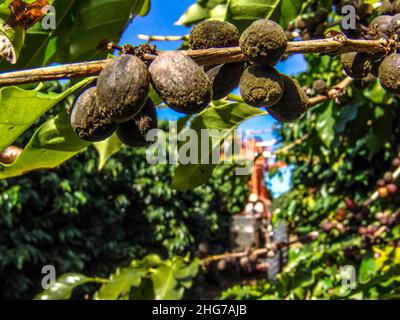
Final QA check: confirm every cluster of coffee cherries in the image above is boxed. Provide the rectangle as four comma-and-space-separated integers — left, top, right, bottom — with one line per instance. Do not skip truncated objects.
70, 55, 157, 147
289, 9, 329, 41
215, 249, 271, 274
376, 171, 398, 199
340, 13, 400, 95
70, 19, 311, 145
191, 19, 308, 123
321, 157, 400, 242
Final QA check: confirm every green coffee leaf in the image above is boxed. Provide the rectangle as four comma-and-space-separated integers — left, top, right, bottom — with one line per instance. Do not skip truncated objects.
226, 0, 303, 29
149, 85, 163, 107
359, 253, 376, 283
226, 0, 281, 30
95, 267, 146, 300
209, 4, 228, 20
172, 258, 200, 289
0, 110, 90, 179
68, 0, 151, 60
0, 1, 12, 20
142, 254, 163, 267
279, 0, 303, 26
0, 77, 92, 153
139, 0, 152, 16
93, 133, 123, 171
151, 257, 199, 300
315, 101, 335, 148
175, 3, 208, 26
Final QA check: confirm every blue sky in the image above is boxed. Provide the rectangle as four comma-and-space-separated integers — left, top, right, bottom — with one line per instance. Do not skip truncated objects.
120, 0, 307, 196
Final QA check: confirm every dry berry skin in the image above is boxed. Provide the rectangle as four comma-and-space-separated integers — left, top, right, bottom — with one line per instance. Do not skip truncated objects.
189, 20, 239, 49
390, 14, 400, 37
239, 256, 250, 267
377, 178, 386, 187
71, 87, 117, 142
392, 157, 400, 167
0, 145, 22, 164
369, 15, 393, 38
116, 99, 158, 147
149, 51, 212, 114
266, 74, 308, 123
384, 171, 393, 183
313, 79, 327, 94
370, 54, 386, 77
217, 259, 227, 271
387, 183, 398, 194
249, 253, 258, 263
239, 19, 287, 66
341, 52, 374, 80
378, 186, 390, 198
206, 62, 244, 100
394, 0, 400, 14
378, 53, 400, 94
381, 0, 393, 14
239, 64, 284, 107
96, 55, 150, 123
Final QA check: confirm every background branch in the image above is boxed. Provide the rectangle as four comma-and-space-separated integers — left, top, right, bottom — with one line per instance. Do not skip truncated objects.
307, 77, 354, 108
136, 34, 189, 42
364, 164, 400, 206
202, 231, 319, 264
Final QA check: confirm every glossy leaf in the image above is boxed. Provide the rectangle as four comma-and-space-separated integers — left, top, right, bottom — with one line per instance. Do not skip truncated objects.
0, 110, 90, 179
279, 0, 303, 26
175, 2, 208, 26
95, 267, 146, 300
149, 85, 163, 107
172, 257, 200, 289
151, 258, 199, 300
67, 0, 148, 60
0, 77, 92, 153
359, 253, 376, 283
139, 0, 152, 16
0, 1, 12, 20
142, 254, 163, 267
226, 0, 281, 30
93, 133, 123, 170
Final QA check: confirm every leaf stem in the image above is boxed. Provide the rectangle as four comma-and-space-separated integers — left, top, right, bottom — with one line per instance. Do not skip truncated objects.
92, 277, 109, 284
